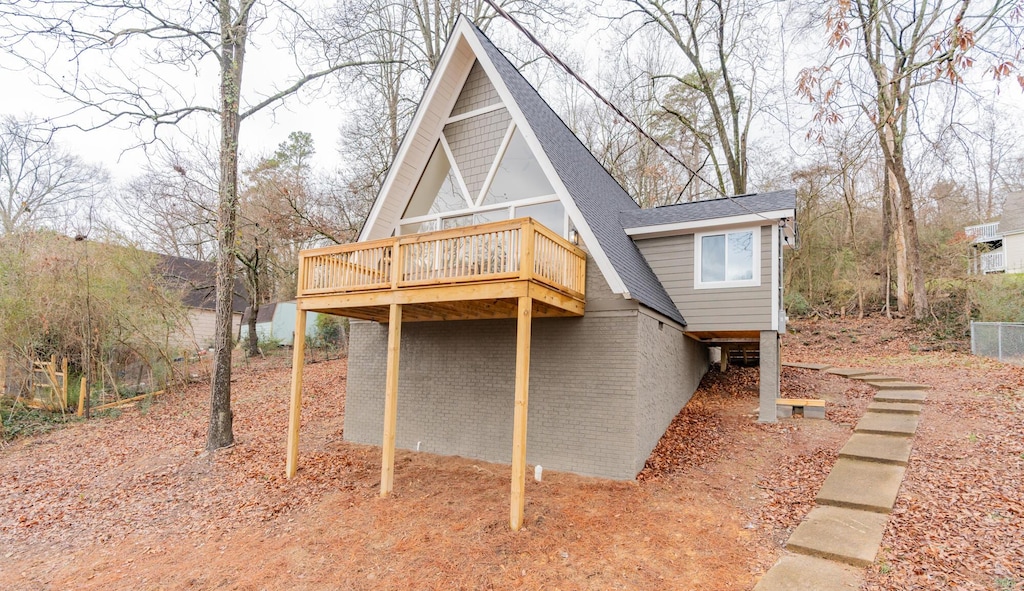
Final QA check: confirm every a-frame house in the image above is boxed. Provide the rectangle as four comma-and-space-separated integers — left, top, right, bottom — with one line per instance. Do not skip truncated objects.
286, 17, 796, 530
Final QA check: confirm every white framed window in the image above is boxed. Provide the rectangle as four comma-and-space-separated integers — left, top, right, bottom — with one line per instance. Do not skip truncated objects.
397, 123, 567, 237
694, 228, 760, 289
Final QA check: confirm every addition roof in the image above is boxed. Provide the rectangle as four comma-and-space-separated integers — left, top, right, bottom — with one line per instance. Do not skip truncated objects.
620, 190, 797, 231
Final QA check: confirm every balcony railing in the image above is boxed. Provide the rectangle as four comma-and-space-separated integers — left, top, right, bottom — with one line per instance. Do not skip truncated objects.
297, 218, 586, 300
981, 251, 1006, 273
965, 222, 1001, 243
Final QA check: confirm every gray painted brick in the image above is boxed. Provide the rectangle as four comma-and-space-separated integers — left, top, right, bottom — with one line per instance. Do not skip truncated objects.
346, 255, 708, 480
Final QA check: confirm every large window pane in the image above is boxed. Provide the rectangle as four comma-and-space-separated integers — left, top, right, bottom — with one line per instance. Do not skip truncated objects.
400, 220, 438, 235
441, 208, 509, 230
515, 200, 565, 235
701, 234, 726, 282
482, 129, 555, 205
403, 143, 469, 218
726, 231, 754, 281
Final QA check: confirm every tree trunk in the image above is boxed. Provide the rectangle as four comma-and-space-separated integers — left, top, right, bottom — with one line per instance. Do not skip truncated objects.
207, 0, 249, 452
246, 302, 259, 357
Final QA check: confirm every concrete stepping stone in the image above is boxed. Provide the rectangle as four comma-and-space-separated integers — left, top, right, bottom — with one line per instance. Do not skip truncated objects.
783, 362, 833, 370
753, 553, 864, 590
816, 458, 906, 513
874, 390, 927, 404
869, 381, 930, 390
853, 374, 901, 382
839, 433, 913, 466
786, 506, 889, 567
855, 412, 920, 437
866, 401, 921, 415
824, 367, 876, 377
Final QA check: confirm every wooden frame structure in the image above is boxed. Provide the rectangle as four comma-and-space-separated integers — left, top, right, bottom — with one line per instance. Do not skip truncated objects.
286, 217, 585, 530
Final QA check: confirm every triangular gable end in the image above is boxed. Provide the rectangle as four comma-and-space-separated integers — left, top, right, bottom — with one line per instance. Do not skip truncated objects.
359, 17, 639, 311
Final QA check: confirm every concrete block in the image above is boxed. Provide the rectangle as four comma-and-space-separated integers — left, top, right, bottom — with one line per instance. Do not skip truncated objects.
782, 362, 833, 370
853, 374, 901, 382
855, 412, 920, 437
805, 405, 826, 419
866, 401, 922, 415
777, 404, 793, 418
824, 367, 876, 377
786, 506, 889, 567
839, 433, 913, 466
816, 458, 906, 513
869, 381, 930, 390
753, 553, 864, 591
873, 390, 927, 404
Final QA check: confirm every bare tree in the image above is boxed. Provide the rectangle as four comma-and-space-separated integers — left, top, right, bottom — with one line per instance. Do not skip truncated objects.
115, 148, 220, 260
0, 115, 107, 235
325, 0, 574, 210
798, 0, 1020, 319
614, 0, 777, 196
1, 0, 391, 451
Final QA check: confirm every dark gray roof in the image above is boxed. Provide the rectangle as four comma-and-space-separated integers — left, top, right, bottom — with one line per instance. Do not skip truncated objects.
157, 254, 248, 314
1002, 191, 1024, 234
241, 301, 278, 324
620, 190, 797, 230
468, 22, 685, 325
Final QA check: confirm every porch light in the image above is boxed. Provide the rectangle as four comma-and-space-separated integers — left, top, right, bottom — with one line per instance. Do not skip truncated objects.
569, 228, 579, 245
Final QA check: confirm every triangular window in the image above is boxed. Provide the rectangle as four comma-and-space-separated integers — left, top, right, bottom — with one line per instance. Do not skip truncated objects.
481, 129, 555, 206
403, 142, 471, 218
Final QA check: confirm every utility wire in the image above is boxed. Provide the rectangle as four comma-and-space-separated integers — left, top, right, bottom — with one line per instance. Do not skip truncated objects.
482, 0, 721, 196
482, 0, 779, 222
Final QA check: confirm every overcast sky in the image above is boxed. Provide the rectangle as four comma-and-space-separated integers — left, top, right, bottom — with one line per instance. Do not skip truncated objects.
2, 2, 1022, 190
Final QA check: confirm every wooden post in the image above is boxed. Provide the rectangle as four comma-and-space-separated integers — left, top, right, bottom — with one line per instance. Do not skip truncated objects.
510, 296, 532, 531
77, 377, 87, 416
61, 357, 69, 409
380, 303, 403, 497
285, 309, 308, 478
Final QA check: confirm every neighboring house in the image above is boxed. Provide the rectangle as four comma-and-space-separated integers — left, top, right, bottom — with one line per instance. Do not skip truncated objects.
157, 254, 247, 350
965, 191, 1024, 275
239, 301, 321, 346
284, 18, 796, 529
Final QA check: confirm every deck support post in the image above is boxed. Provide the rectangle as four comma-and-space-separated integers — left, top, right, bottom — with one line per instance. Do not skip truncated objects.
510, 296, 533, 531
285, 310, 308, 477
759, 330, 780, 423
380, 303, 403, 497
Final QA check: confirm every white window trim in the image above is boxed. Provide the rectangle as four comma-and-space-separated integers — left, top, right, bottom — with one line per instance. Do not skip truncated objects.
437, 135, 474, 209
694, 227, 761, 289
445, 102, 505, 125
476, 122, 516, 206
396, 195, 562, 234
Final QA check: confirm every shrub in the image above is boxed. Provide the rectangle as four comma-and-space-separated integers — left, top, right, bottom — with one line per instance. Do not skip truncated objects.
784, 291, 812, 317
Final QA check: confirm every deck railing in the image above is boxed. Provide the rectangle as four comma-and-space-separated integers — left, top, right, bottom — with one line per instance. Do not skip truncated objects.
965, 222, 1001, 242
297, 218, 586, 300
980, 251, 1006, 273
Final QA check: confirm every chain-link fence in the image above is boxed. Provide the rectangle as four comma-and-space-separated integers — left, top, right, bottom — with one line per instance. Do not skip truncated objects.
970, 322, 1024, 365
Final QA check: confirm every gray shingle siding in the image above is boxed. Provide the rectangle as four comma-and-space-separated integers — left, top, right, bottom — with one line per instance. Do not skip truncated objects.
468, 23, 684, 326
443, 107, 511, 200
451, 60, 501, 116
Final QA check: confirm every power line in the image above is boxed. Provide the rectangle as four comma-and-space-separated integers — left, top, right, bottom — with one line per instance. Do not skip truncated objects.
482, 0, 723, 197
482, 1, 778, 222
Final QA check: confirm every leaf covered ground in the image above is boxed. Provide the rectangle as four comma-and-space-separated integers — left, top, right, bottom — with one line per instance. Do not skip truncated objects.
0, 317, 1021, 590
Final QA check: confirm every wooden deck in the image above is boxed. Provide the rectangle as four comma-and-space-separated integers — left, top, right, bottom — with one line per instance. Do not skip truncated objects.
295, 218, 586, 321
287, 217, 586, 531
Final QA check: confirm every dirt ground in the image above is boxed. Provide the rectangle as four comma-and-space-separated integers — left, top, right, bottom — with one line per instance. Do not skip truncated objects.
1, 317, 1021, 590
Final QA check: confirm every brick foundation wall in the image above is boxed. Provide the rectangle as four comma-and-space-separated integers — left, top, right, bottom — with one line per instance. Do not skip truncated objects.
633, 311, 709, 474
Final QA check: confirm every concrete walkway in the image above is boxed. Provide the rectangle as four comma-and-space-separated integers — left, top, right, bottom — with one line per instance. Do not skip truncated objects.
756, 366, 930, 590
